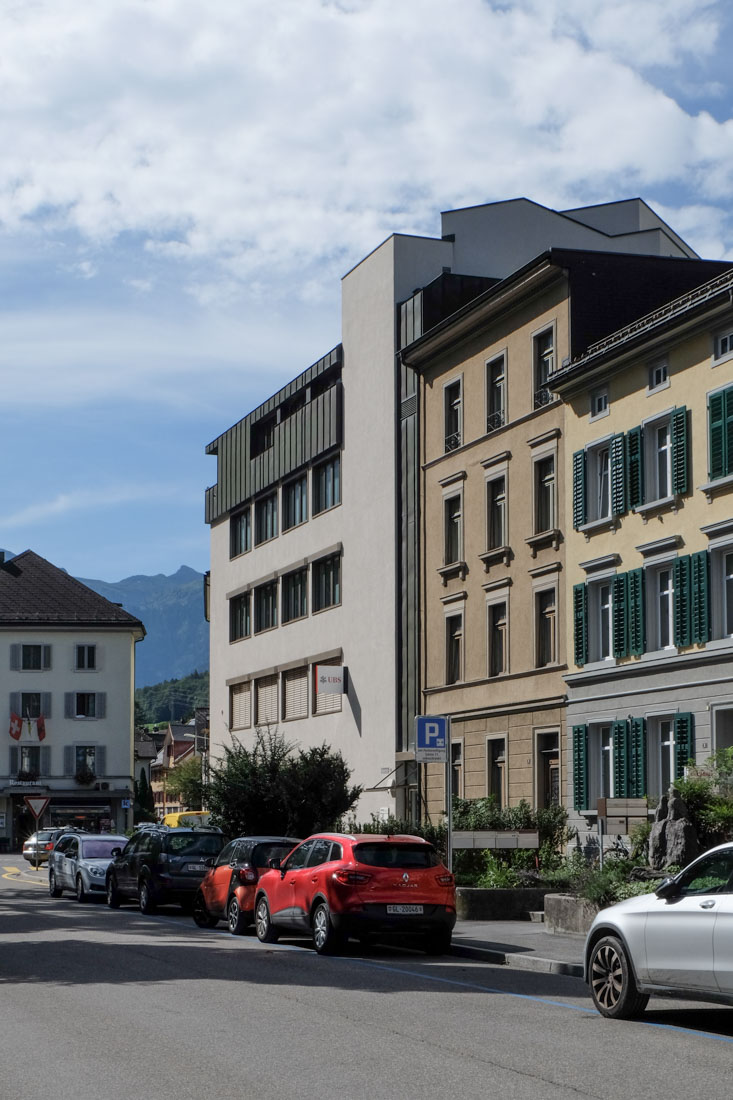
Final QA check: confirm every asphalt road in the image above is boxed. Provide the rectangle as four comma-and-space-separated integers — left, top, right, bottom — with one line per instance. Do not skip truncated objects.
2, 863, 733, 1100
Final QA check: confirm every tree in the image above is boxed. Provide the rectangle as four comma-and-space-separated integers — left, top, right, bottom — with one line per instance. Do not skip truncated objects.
207, 728, 362, 838
134, 768, 157, 824
165, 755, 204, 811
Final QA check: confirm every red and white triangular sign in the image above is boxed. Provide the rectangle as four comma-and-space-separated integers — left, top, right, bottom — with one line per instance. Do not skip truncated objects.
24, 796, 50, 820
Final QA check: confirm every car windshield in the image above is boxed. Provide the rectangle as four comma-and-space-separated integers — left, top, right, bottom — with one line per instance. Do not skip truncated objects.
167, 833, 223, 857
354, 843, 441, 868
81, 839, 125, 859
252, 842, 297, 868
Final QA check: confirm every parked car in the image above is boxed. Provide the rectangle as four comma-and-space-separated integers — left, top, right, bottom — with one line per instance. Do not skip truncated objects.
585, 840, 733, 1019
105, 824, 226, 913
193, 835, 300, 934
253, 832, 456, 955
23, 828, 67, 864
48, 832, 129, 902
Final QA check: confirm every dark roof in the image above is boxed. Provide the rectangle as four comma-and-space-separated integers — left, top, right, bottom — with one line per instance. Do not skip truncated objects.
0, 550, 146, 633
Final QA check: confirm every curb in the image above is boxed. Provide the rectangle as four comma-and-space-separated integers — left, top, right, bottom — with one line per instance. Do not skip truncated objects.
450, 941, 584, 978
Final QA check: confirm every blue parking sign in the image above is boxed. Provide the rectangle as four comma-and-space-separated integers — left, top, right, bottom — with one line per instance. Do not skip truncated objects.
415, 715, 449, 762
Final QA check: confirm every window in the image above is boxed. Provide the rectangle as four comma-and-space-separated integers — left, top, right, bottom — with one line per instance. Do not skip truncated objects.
451, 741, 463, 798
647, 718, 675, 799
533, 328, 554, 408
282, 667, 308, 720
75, 645, 96, 671
75, 745, 97, 773
21, 692, 42, 719
590, 443, 610, 520
250, 415, 276, 458
444, 379, 462, 452
647, 563, 675, 650
254, 582, 278, 633
487, 738, 506, 808
282, 568, 308, 624
536, 588, 556, 667
313, 454, 341, 515
230, 682, 251, 730
282, 475, 308, 531
711, 548, 733, 638
74, 693, 97, 718
648, 358, 668, 392
487, 601, 507, 677
230, 508, 251, 557
444, 494, 462, 565
534, 455, 555, 533
486, 476, 506, 550
537, 731, 560, 809
714, 327, 733, 362
573, 435, 626, 527
314, 660, 342, 715
21, 645, 51, 671
20, 744, 41, 774
486, 355, 505, 432
590, 579, 613, 661
230, 593, 251, 641
313, 554, 341, 612
254, 493, 278, 545
446, 614, 463, 684
713, 708, 733, 754
708, 384, 733, 480
590, 388, 608, 419
63, 692, 107, 719
255, 675, 278, 725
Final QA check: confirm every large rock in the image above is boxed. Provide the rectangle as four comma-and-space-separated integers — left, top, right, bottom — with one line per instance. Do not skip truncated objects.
649, 787, 699, 869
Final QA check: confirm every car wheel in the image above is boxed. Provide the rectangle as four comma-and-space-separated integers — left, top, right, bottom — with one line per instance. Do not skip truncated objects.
312, 901, 344, 956
139, 879, 157, 915
106, 875, 121, 908
589, 935, 649, 1019
254, 896, 279, 943
227, 895, 249, 936
48, 870, 62, 898
75, 875, 87, 903
192, 890, 218, 929
424, 930, 452, 956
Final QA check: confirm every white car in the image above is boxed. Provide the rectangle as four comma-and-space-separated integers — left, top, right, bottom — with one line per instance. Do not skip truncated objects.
585, 841, 733, 1018
48, 833, 129, 902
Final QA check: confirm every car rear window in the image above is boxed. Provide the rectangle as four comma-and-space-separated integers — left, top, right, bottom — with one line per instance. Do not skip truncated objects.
81, 839, 126, 859
251, 842, 297, 868
166, 833, 223, 857
37, 831, 55, 842
354, 843, 440, 868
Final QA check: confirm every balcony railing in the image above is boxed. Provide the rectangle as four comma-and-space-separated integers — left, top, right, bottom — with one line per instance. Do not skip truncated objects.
486, 410, 504, 433
444, 431, 461, 453
534, 386, 555, 409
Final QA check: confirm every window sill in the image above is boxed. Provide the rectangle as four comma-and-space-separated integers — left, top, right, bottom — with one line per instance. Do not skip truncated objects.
525, 528, 561, 557
578, 517, 617, 538
478, 546, 511, 571
633, 495, 678, 517
699, 473, 733, 502
438, 561, 468, 585
313, 602, 341, 615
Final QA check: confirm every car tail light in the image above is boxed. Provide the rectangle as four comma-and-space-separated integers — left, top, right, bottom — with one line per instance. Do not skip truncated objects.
45, 843, 54, 851
333, 870, 372, 885
238, 865, 257, 884
435, 873, 454, 886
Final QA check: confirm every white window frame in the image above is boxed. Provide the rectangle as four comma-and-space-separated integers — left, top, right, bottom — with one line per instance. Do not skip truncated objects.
532, 323, 556, 408
645, 715, 676, 800
585, 437, 612, 523
713, 325, 733, 366
485, 352, 506, 433
486, 472, 507, 551
445, 611, 464, 684
640, 407, 675, 506
486, 590, 509, 678
645, 560, 676, 652
589, 387, 609, 421
533, 452, 556, 535
647, 357, 669, 394
443, 376, 463, 452
534, 584, 557, 668
230, 681, 252, 730
587, 575, 615, 663
443, 490, 463, 566
486, 736, 507, 808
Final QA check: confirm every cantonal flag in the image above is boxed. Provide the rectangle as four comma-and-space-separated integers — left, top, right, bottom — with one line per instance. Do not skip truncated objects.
36, 715, 46, 741
9, 712, 22, 740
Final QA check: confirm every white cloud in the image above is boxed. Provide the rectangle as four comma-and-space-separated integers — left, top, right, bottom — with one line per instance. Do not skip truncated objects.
3, 484, 184, 529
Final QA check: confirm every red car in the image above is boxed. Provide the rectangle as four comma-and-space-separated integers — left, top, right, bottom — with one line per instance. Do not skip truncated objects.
192, 835, 300, 934
253, 832, 456, 955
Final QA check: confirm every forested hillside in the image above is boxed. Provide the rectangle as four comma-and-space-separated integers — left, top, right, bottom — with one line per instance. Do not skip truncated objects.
135, 669, 209, 725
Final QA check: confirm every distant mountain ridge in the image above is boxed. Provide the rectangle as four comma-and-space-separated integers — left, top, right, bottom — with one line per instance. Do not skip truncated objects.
77, 565, 209, 688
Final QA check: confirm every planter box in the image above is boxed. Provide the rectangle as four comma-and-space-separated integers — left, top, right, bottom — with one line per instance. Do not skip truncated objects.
456, 887, 554, 921
543, 893, 598, 935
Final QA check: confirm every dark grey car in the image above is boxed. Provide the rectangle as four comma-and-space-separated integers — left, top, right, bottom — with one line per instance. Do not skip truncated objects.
106, 825, 226, 914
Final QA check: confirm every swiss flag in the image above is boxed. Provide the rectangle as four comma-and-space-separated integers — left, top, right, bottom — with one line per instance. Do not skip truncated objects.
9, 712, 22, 740
36, 716, 46, 742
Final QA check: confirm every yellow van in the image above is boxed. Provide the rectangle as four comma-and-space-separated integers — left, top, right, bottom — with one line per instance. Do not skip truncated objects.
162, 811, 212, 828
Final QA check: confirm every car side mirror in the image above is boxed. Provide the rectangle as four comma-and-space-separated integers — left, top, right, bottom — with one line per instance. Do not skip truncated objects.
655, 876, 679, 899
110, 847, 122, 859
268, 858, 281, 870
205, 857, 215, 867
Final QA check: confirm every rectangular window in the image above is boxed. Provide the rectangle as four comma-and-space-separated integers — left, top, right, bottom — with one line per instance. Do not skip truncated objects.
714, 328, 733, 361
488, 601, 507, 677
451, 741, 463, 798
647, 564, 675, 650
487, 738, 506, 808
591, 580, 613, 661
590, 388, 608, 418
230, 682, 251, 730
254, 582, 278, 633
708, 385, 733, 480
255, 675, 278, 726
486, 355, 505, 432
537, 731, 560, 809
75, 693, 97, 718
20, 744, 41, 774
313, 455, 341, 515
446, 614, 463, 684
282, 667, 308, 720
75, 645, 96, 671
229, 593, 251, 641
313, 555, 341, 612
21, 692, 41, 719
282, 475, 308, 531
444, 379, 462, 452
647, 718, 676, 799
573, 436, 626, 528
444, 494, 462, 565
487, 476, 506, 549
21, 645, 51, 671
536, 588, 556, 667
534, 455, 555, 533
533, 328, 554, 408
282, 568, 308, 624
254, 493, 278, 545
75, 745, 97, 772
648, 359, 668, 391
314, 660, 342, 715
230, 508, 251, 557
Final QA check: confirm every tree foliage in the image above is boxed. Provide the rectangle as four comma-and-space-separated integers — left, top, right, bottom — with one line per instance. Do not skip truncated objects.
165, 755, 204, 810
135, 670, 209, 725
134, 768, 157, 824
207, 728, 362, 838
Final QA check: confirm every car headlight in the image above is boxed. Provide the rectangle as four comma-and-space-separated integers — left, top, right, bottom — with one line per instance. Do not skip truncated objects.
88, 866, 105, 877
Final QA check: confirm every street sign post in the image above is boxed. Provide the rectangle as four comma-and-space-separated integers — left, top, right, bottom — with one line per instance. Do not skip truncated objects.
24, 796, 50, 871
415, 716, 453, 870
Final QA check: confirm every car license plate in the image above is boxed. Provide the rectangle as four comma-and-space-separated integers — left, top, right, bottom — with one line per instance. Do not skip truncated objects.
386, 904, 423, 915
186, 863, 204, 872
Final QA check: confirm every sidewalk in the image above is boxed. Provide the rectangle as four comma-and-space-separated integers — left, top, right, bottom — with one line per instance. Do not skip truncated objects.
450, 918, 585, 978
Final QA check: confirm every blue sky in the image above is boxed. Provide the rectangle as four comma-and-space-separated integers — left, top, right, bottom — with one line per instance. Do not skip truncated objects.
3, 0, 733, 582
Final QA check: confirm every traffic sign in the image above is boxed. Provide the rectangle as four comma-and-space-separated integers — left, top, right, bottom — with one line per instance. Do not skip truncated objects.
24, 796, 50, 820
415, 715, 449, 762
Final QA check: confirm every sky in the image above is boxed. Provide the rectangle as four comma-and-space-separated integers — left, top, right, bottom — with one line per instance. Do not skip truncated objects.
3, 0, 733, 582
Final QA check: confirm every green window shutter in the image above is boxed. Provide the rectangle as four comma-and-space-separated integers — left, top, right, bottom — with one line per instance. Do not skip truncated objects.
691, 549, 711, 644
612, 573, 628, 658
573, 583, 588, 667
627, 568, 646, 656
708, 387, 732, 480
626, 426, 644, 509
671, 406, 688, 495
673, 555, 692, 648
572, 450, 586, 528
610, 433, 627, 516
674, 713, 695, 778
612, 719, 630, 797
629, 718, 647, 798
572, 724, 589, 811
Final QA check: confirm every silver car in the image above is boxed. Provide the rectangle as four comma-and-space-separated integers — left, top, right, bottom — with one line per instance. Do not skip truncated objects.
585, 841, 733, 1018
49, 833, 129, 902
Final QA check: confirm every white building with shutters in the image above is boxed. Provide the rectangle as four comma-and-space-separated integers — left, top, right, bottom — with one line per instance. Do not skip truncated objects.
0, 551, 145, 849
